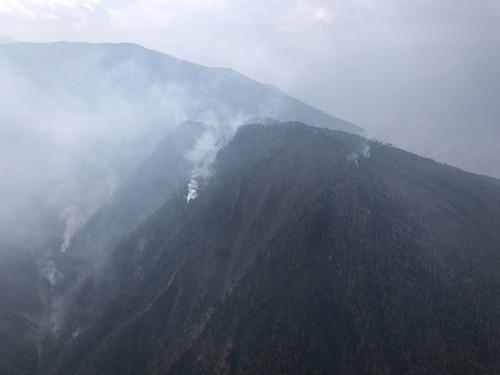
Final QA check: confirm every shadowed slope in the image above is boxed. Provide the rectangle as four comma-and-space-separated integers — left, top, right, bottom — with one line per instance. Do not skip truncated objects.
42, 122, 500, 375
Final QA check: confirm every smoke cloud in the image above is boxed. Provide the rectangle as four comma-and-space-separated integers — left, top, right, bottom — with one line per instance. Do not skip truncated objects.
184, 116, 243, 203
347, 141, 371, 168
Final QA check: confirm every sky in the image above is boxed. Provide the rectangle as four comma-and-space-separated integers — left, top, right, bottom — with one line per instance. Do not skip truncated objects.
1, 0, 500, 115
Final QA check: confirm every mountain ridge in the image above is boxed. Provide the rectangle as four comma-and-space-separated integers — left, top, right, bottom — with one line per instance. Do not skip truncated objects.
39, 121, 500, 375
0, 41, 362, 134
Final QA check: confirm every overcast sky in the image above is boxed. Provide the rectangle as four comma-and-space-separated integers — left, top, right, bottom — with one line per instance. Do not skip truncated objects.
1, 0, 500, 114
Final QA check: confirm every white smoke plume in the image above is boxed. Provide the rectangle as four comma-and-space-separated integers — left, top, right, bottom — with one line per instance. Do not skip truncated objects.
184, 114, 243, 203
360, 142, 371, 157
41, 259, 63, 288
59, 206, 86, 253
186, 178, 199, 203
184, 125, 220, 203
347, 141, 371, 168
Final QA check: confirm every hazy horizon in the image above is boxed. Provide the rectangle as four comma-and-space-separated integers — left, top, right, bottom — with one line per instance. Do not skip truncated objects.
2, 0, 500, 125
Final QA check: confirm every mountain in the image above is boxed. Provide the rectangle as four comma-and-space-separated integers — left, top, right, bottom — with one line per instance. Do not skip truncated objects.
300, 44, 500, 178
0, 41, 360, 134
40, 121, 500, 374
2, 40, 499, 374
0, 244, 42, 375
0, 41, 362, 374
0, 41, 361, 255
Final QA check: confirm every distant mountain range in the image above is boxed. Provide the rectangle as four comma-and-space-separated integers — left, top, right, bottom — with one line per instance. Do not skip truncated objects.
305, 44, 500, 178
